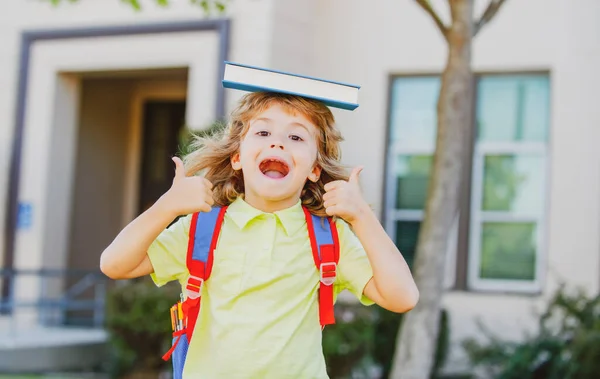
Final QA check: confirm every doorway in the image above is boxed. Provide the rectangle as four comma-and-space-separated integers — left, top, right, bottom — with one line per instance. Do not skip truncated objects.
62, 71, 188, 326
138, 101, 187, 215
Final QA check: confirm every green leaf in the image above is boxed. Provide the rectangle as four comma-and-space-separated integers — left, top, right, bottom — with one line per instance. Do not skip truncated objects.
215, 1, 226, 13
121, 0, 141, 11
200, 0, 210, 13
48, 0, 79, 5
45, 0, 229, 14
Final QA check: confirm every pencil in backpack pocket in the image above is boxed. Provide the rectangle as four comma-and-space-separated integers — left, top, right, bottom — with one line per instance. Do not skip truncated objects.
163, 298, 189, 379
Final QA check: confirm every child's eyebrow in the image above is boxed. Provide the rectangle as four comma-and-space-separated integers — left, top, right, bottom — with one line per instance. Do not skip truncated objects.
289, 122, 311, 134
253, 117, 311, 134
253, 117, 272, 124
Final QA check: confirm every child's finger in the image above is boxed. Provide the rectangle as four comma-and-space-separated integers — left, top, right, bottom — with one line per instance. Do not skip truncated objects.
325, 205, 339, 217
202, 177, 214, 190
198, 202, 212, 213
322, 189, 335, 202
172, 157, 185, 180
323, 197, 337, 209
324, 180, 343, 192
348, 166, 364, 184
206, 195, 215, 206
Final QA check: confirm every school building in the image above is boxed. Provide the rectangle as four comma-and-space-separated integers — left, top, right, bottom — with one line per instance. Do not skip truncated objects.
0, 0, 598, 375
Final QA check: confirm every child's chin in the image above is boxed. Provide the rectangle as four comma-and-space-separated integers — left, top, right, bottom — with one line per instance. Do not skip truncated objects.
258, 188, 294, 199
256, 185, 297, 200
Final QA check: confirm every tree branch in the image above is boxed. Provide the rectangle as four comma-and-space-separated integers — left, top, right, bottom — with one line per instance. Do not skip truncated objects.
415, 0, 449, 40
473, 0, 508, 37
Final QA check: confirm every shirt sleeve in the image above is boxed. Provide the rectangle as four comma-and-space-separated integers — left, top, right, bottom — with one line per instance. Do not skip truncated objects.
334, 219, 375, 306
147, 214, 192, 287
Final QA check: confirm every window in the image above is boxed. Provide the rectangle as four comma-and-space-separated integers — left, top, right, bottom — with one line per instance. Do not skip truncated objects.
385, 77, 439, 269
385, 74, 550, 293
468, 75, 550, 292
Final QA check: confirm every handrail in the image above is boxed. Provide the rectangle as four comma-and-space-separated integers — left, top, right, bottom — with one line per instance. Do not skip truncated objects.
0, 268, 107, 277
0, 269, 109, 328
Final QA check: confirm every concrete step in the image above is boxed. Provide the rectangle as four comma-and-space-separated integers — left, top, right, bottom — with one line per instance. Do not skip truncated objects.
0, 324, 108, 374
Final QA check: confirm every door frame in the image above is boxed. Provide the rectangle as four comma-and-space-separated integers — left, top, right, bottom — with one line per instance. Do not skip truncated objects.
126, 81, 188, 225
3, 19, 230, 301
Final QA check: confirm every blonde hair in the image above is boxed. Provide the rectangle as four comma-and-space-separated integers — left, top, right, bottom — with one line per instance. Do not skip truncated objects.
183, 92, 349, 217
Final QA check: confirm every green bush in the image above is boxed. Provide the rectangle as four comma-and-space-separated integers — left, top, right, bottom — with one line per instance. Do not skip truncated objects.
372, 305, 403, 378
462, 285, 600, 379
105, 278, 180, 378
323, 302, 376, 378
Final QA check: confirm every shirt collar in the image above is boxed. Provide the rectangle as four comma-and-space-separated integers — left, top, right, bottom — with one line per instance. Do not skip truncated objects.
226, 197, 306, 236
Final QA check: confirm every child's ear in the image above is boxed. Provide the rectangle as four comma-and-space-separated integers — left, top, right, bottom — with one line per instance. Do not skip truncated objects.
231, 153, 242, 170
308, 165, 321, 183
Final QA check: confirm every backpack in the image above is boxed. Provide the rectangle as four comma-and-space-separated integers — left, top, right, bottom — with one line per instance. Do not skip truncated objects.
162, 205, 340, 378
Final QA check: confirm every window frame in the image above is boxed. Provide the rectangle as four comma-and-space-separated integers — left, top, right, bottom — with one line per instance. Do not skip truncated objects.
467, 72, 551, 292
383, 72, 551, 294
468, 142, 549, 292
382, 74, 460, 289
383, 74, 439, 255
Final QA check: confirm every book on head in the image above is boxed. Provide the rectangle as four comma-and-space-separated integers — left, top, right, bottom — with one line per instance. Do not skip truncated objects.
222, 61, 360, 111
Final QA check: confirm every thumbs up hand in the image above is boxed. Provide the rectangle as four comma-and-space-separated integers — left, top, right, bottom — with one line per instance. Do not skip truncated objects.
322, 166, 369, 225
160, 157, 215, 217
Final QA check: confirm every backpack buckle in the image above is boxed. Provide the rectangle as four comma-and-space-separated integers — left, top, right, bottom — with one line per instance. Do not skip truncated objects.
319, 262, 337, 286
185, 275, 204, 299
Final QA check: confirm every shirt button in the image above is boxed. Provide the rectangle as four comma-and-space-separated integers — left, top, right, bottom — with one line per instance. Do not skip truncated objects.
263, 245, 269, 251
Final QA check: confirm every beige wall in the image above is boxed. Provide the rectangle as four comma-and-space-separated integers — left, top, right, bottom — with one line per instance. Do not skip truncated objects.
270, 0, 318, 77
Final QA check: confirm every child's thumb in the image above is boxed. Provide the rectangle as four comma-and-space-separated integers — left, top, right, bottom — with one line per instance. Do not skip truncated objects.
172, 157, 185, 180
348, 166, 364, 184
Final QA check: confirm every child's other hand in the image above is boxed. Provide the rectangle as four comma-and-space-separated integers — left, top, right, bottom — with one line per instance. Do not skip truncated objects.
159, 157, 215, 216
323, 166, 369, 225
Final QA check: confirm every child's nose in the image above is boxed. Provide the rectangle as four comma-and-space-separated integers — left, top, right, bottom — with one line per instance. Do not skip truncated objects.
270, 142, 284, 150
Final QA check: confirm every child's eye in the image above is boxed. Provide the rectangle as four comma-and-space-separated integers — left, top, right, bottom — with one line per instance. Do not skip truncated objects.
256, 131, 270, 137
290, 135, 304, 141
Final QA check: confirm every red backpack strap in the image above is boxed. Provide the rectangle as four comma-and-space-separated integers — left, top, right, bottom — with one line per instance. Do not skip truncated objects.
163, 206, 227, 362
184, 206, 227, 342
303, 207, 340, 327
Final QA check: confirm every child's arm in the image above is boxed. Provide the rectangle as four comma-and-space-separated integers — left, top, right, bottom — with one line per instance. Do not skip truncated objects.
350, 209, 419, 313
100, 157, 214, 279
323, 167, 419, 313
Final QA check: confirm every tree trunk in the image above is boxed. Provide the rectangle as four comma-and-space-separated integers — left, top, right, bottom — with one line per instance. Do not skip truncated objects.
390, 1, 475, 378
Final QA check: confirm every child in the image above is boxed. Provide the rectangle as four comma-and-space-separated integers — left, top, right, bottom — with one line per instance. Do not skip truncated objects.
100, 92, 418, 378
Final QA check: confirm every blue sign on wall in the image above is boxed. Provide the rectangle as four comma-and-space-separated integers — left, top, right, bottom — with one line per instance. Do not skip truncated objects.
17, 202, 33, 230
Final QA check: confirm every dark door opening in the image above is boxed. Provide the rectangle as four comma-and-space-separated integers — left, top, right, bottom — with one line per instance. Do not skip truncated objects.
138, 100, 187, 215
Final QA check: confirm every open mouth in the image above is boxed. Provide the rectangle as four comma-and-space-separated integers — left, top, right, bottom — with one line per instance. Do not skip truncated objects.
259, 157, 290, 179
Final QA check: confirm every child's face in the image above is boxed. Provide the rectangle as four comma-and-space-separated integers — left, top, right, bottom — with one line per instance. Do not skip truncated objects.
231, 104, 321, 211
